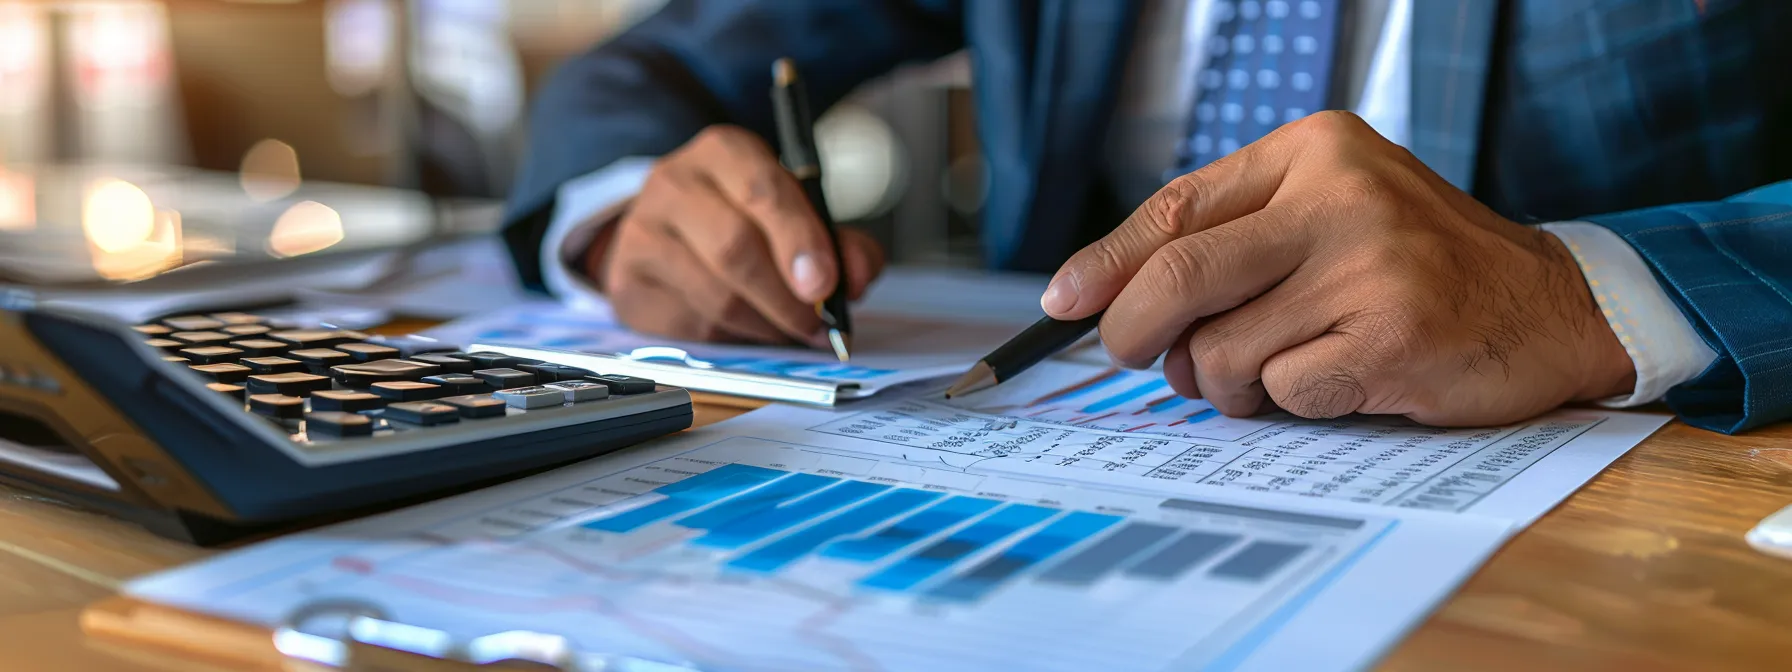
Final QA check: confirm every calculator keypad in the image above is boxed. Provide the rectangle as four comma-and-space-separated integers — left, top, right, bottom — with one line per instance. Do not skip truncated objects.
143, 313, 663, 446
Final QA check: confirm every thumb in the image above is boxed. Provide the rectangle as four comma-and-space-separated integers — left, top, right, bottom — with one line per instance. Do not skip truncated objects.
1041, 137, 1295, 319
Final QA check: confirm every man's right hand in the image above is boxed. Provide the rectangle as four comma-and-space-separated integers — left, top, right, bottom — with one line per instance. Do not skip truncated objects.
585, 125, 885, 346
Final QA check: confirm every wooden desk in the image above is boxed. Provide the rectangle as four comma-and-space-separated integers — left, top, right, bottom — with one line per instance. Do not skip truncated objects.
4, 408, 1791, 670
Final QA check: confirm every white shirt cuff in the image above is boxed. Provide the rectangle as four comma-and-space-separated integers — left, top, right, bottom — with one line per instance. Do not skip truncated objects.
1542, 221, 1718, 407
539, 157, 657, 311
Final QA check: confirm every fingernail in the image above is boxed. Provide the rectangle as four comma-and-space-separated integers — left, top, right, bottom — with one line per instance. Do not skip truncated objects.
1040, 275, 1077, 315
792, 253, 824, 298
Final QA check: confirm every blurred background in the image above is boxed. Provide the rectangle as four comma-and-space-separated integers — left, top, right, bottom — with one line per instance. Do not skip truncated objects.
0, 0, 989, 279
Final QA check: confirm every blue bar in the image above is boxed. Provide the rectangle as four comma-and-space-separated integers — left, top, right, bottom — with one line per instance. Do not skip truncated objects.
692, 480, 890, 550
1033, 369, 1126, 405
1147, 395, 1188, 413
822, 496, 1002, 562
584, 464, 786, 533
926, 511, 1122, 602
1209, 541, 1309, 582
859, 504, 1058, 592
1080, 379, 1169, 414
726, 489, 943, 573
675, 472, 838, 530
1185, 408, 1221, 424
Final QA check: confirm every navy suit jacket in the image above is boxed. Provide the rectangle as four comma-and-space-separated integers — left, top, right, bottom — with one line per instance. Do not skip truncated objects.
503, 0, 1792, 433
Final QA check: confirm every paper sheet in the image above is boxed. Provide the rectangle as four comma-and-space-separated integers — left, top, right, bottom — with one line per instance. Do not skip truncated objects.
422, 303, 1020, 396
124, 367, 1667, 671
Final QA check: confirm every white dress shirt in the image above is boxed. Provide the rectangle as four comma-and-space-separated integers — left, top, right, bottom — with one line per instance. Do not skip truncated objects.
538, 0, 1716, 407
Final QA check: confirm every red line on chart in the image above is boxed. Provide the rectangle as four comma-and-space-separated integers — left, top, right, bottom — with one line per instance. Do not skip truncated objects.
1123, 423, 1156, 432
1168, 420, 1187, 427
1076, 412, 1118, 424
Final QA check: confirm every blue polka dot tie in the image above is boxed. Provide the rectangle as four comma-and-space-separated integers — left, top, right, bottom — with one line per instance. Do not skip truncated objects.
1170, 0, 1343, 177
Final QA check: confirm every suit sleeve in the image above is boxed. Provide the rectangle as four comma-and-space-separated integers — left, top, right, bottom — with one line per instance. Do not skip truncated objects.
501, 0, 965, 293
1584, 179, 1792, 433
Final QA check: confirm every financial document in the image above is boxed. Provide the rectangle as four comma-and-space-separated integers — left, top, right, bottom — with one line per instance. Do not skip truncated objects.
127, 362, 1669, 671
423, 302, 1019, 396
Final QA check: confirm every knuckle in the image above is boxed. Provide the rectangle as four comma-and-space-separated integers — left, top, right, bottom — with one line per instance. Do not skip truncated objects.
1281, 369, 1366, 419
1150, 235, 1221, 297
1188, 335, 1244, 384
1140, 178, 1200, 238
709, 216, 760, 264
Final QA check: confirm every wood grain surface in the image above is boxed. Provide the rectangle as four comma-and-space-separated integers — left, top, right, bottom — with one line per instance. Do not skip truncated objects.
3, 404, 1790, 670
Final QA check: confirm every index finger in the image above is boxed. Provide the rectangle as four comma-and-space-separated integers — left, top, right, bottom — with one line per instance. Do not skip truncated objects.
1041, 132, 1296, 320
687, 126, 839, 302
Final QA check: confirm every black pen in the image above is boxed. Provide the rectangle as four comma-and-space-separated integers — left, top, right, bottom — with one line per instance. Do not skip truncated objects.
945, 313, 1103, 398
771, 58, 852, 362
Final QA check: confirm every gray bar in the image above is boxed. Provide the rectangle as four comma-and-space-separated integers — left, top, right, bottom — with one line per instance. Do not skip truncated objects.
1159, 499, 1364, 530
1123, 531, 1241, 581
1036, 522, 1178, 586
1208, 541, 1309, 582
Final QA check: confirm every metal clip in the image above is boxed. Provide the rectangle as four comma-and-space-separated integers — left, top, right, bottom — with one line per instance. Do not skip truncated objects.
273, 600, 703, 672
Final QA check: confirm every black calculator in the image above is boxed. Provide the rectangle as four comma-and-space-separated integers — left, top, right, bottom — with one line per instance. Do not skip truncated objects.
0, 305, 692, 544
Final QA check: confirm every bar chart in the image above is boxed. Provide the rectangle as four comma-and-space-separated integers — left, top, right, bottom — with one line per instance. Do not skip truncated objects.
561, 449, 1347, 606
950, 367, 1281, 442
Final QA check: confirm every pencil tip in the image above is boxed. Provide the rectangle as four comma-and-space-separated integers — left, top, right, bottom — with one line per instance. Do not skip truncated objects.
944, 362, 997, 399
828, 330, 851, 362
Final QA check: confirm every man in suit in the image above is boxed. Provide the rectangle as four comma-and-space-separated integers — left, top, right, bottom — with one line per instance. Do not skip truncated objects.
502, 0, 1792, 434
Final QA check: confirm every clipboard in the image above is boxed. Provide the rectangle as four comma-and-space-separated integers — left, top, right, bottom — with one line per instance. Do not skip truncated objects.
81, 595, 703, 671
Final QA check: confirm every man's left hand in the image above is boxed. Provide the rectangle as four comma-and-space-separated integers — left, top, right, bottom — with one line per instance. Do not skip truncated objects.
1042, 111, 1637, 426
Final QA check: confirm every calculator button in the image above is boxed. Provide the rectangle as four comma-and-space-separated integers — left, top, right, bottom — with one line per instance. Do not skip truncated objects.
133, 324, 172, 336
170, 331, 233, 346
161, 355, 190, 363
545, 380, 609, 402
206, 382, 246, 400
330, 359, 442, 387
463, 352, 523, 369
472, 368, 534, 389
247, 372, 333, 397
306, 411, 374, 437
229, 339, 291, 356
145, 338, 186, 352
411, 353, 476, 374
384, 401, 460, 426
161, 315, 225, 331
189, 363, 251, 383
209, 312, 266, 325
420, 373, 489, 395
517, 363, 592, 383
337, 343, 400, 362
440, 394, 508, 419
221, 324, 272, 337
587, 374, 655, 395
311, 390, 386, 412
241, 356, 308, 374
249, 393, 305, 418
494, 386, 566, 409
179, 346, 244, 364
372, 381, 447, 402
270, 329, 369, 348
288, 348, 352, 374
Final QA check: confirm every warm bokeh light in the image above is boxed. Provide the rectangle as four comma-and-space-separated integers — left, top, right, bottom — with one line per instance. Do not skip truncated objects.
239, 138, 302, 202
268, 200, 344, 257
0, 168, 33, 230
82, 178, 155, 253
92, 207, 182, 281
815, 103, 905, 221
